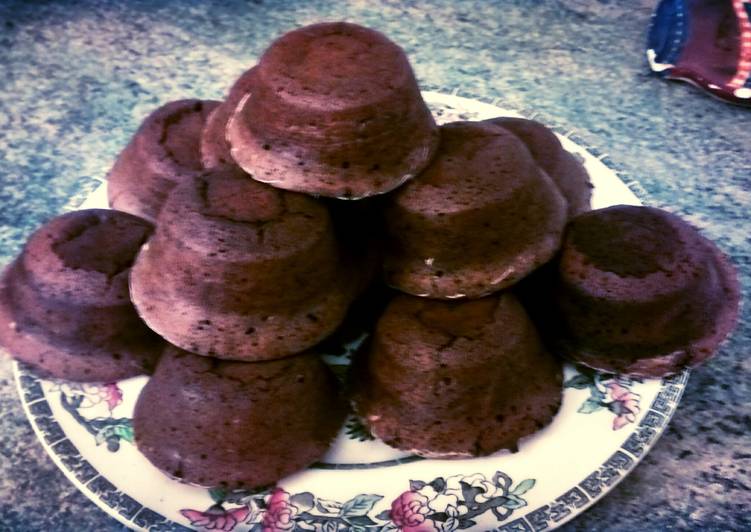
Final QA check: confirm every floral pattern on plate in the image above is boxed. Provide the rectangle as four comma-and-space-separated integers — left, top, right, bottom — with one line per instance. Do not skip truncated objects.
180, 471, 534, 532
563, 367, 642, 430
53, 382, 133, 452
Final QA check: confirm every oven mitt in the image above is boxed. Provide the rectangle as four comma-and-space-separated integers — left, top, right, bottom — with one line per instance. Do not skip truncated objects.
647, 0, 751, 106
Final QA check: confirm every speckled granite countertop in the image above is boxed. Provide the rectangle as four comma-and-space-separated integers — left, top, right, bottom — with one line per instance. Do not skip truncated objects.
0, 1, 748, 530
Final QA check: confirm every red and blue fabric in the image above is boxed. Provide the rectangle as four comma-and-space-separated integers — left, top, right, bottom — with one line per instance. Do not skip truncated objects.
648, 0, 751, 106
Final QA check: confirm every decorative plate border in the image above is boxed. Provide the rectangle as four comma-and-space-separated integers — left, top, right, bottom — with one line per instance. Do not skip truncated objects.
11, 91, 690, 531
498, 370, 688, 532
14, 362, 189, 532
14, 362, 688, 531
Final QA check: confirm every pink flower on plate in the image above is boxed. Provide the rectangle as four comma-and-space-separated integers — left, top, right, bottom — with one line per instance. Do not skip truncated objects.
606, 382, 641, 430
262, 488, 298, 532
180, 504, 249, 531
101, 383, 123, 411
51, 382, 124, 410
390, 490, 438, 532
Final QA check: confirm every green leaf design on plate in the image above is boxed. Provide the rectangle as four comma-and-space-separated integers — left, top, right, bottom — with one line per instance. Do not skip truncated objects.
290, 492, 315, 512
209, 487, 227, 504
590, 386, 606, 402
511, 478, 536, 496
113, 423, 134, 442
563, 373, 592, 389
322, 521, 338, 532
339, 494, 383, 517
343, 514, 377, 527
504, 494, 528, 510
93, 420, 134, 445
578, 398, 605, 414
315, 498, 343, 515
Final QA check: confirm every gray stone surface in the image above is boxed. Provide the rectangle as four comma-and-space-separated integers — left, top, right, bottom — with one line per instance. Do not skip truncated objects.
0, 0, 748, 530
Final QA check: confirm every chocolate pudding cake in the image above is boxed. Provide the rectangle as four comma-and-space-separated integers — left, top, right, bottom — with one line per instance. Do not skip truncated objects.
0, 209, 164, 381
129, 166, 359, 361
383, 120, 568, 298
108, 99, 220, 221
353, 293, 563, 457
551, 205, 740, 377
134, 346, 346, 488
227, 22, 439, 198
485, 117, 592, 218
201, 67, 258, 169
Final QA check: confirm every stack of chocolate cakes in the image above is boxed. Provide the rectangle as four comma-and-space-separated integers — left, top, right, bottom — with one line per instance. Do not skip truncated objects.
0, 22, 739, 489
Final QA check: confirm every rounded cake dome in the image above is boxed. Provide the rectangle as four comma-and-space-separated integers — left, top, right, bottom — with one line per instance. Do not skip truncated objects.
552, 205, 740, 377
352, 292, 562, 457
0, 209, 165, 381
108, 99, 220, 222
134, 346, 346, 488
227, 22, 439, 199
129, 166, 359, 361
383, 120, 568, 299
485, 117, 592, 218
200, 67, 258, 169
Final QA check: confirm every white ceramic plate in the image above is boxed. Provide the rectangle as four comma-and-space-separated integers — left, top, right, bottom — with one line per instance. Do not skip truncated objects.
13, 92, 688, 532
